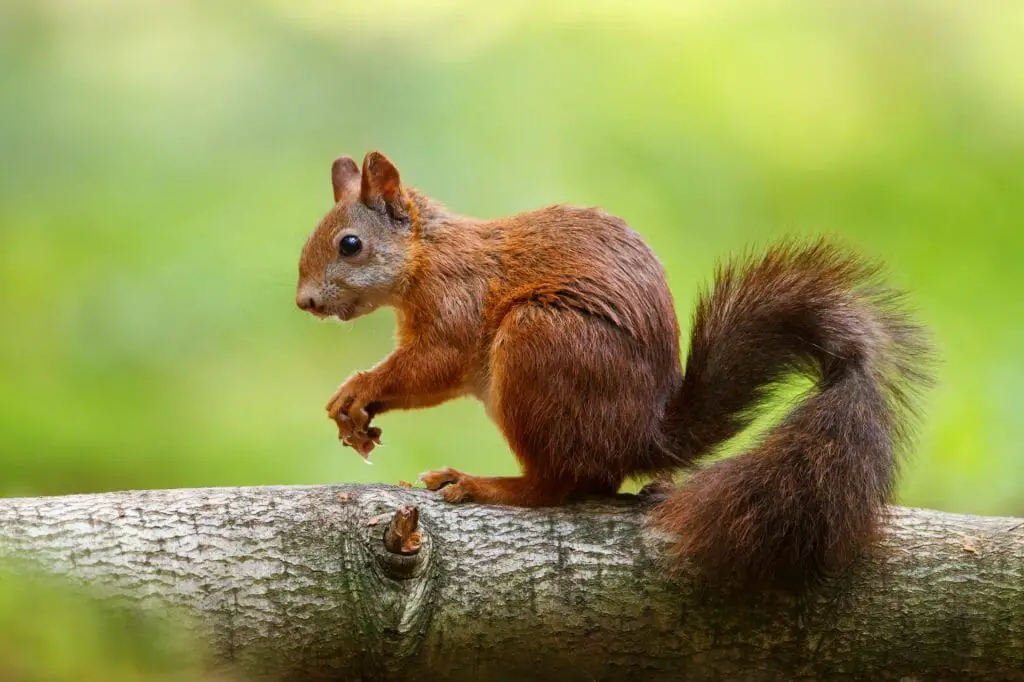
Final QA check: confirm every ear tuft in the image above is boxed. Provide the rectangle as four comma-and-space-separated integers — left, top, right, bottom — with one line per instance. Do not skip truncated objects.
360, 151, 407, 221
331, 156, 361, 202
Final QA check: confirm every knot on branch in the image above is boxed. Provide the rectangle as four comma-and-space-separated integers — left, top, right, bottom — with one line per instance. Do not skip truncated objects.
384, 504, 422, 555
374, 503, 427, 579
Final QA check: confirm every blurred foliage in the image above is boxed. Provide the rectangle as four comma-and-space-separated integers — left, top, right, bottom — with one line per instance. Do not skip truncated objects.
0, 0, 1023, 676
1, 0, 1022, 510
0, 563, 225, 682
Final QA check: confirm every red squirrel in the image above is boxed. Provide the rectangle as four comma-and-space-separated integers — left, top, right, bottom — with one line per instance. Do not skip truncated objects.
296, 151, 932, 587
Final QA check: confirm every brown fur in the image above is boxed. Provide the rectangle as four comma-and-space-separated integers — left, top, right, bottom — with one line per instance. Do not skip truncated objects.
297, 151, 932, 588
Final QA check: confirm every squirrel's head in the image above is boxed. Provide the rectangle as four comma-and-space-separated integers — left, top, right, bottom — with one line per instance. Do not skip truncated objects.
296, 151, 416, 321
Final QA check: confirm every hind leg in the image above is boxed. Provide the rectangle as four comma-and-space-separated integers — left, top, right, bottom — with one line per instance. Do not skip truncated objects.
422, 304, 667, 506
419, 467, 579, 505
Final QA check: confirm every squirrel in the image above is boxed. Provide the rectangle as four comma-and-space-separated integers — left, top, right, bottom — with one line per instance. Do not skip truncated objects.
296, 151, 932, 588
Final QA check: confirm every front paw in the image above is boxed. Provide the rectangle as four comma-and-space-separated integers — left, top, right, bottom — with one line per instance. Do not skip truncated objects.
419, 467, 474, 503
326, 374, 372, 428
326, 374, 380, 457
339, 424, 382, 458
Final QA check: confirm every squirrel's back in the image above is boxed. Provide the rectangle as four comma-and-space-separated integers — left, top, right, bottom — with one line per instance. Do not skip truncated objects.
479, 205, 679, 347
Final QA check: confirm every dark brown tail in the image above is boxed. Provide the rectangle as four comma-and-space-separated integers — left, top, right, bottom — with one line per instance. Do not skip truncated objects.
651, 240, 932, 588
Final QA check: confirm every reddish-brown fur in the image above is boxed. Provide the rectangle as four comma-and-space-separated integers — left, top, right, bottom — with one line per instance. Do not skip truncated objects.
297, 151, 932, 588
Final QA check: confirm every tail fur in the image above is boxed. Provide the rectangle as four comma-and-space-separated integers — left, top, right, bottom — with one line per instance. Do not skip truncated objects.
651, 239, 932, 587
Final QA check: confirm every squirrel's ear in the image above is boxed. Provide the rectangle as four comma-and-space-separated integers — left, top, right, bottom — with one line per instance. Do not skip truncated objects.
331, 156, 361, 202
360, 151, 408, 222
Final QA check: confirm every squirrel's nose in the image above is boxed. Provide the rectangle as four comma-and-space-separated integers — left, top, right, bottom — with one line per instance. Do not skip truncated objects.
296, 290, 322, 313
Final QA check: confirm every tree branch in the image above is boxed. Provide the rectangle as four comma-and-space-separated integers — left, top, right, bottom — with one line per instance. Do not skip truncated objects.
0, 485, 1022, 681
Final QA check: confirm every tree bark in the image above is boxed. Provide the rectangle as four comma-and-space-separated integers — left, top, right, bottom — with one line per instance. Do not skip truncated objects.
0, 484, 1021, 681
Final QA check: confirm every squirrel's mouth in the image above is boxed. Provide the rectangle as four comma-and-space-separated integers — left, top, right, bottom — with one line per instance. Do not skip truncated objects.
333, 300, 358, 321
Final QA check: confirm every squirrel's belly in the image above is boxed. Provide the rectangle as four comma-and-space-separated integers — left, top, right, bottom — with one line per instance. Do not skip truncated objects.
465, 366, 497, 421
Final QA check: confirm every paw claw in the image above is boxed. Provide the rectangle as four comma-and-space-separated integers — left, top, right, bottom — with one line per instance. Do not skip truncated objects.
419, 467, 462, 491
342, 431, 378, 459
332, 404, 380, 458
325, 394, 353, 420
440, 482, 470, 504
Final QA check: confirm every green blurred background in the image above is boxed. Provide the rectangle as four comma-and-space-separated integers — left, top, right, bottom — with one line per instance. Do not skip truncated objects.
3, 0, 1023, 511
1, 0, 1023, 675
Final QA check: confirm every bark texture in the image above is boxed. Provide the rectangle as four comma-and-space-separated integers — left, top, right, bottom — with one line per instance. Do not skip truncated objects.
0, 484, 1022, 681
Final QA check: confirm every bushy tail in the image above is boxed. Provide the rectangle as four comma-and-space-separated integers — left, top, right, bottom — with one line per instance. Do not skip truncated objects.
651, 240, 932, 588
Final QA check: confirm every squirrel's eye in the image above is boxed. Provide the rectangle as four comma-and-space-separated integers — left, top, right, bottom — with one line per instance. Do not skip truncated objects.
339, 235, 362, 257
